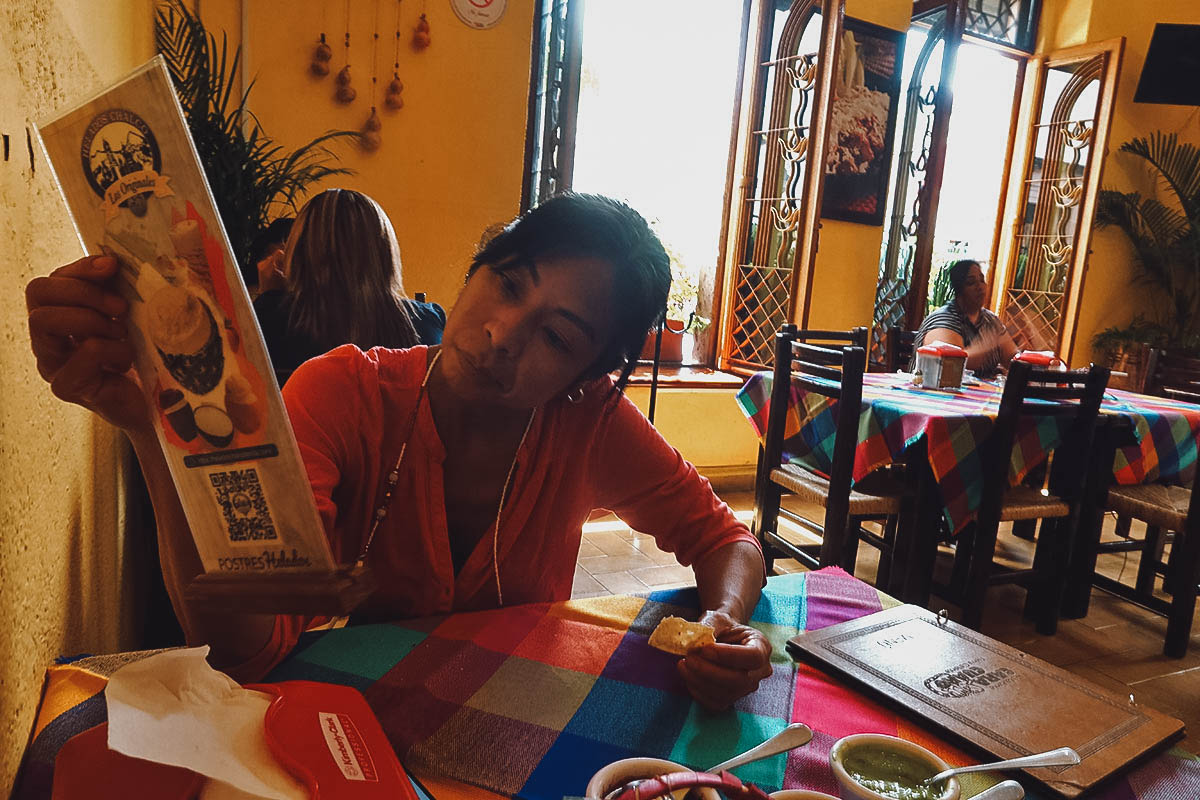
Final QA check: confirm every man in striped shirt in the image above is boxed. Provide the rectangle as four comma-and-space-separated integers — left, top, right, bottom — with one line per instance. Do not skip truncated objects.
911, 259, 1018, 377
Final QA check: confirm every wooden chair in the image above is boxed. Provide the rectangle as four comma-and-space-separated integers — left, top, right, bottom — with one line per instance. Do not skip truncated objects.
1095, 384, 1200, 657
752, 325, 906, 574
884, 327, 916, 374
932, 361, 1110, 633
1107, 347, 1200, 572
1144, 348, 1200, 397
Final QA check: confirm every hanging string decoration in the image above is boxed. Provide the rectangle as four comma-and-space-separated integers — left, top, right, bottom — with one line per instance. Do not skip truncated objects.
335, 0, 357, 104
311, 35, 333, 76
384, 0, 405, 110
361, 0, 383, 150
310, 3, 333, 76
412, 0, 431, 50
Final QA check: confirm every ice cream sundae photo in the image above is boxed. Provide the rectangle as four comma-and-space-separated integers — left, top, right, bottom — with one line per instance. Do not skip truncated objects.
148, 285, 225, 396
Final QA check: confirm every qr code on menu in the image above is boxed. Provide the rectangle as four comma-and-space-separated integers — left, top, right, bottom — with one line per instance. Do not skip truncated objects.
208, 467, 277, 542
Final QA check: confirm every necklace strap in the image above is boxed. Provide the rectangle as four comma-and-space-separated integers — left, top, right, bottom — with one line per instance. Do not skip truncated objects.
355, 349, 442, 566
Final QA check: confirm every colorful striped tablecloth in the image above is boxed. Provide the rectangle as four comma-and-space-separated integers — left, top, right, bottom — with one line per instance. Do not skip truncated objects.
736, 372, 1200, 534
14, 568, 1199, 799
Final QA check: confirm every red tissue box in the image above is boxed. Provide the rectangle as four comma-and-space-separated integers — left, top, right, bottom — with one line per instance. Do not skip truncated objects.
52, 681, 417, 800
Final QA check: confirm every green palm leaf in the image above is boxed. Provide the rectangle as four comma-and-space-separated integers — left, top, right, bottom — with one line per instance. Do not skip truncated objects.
1120, 132, 1200, 220
1097, 130, 1200, 349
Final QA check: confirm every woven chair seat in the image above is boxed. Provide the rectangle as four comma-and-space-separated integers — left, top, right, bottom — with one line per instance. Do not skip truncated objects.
999, 485, 1070, 521
1107, 484, 1191, 531
771, 464, 903, 516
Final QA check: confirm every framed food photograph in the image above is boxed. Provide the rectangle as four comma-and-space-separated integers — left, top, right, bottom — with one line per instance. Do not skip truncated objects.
820, 18, 904, 226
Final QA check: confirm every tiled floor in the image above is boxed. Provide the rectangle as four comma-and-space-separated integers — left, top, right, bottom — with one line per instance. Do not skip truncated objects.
572, 490, 1200, 752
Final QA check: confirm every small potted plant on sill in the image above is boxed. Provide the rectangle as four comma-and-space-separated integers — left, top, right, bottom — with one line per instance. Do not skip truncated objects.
640, 267, 710, 364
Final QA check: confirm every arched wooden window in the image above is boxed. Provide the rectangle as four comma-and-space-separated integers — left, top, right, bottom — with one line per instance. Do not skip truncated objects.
719, 0, 844, 372
998, 39, 1123, 357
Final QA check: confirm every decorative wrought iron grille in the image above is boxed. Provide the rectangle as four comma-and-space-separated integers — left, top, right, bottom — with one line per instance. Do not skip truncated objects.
726, 0, 823, 371
1002, 55, 1103, 352
522, 0, 580, 211
870, 11, 948, 368
963, 0, 1040, 52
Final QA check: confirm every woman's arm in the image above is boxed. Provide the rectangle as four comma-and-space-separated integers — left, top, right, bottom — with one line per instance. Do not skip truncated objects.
589, 392, 772, 708
27, 256, 282, 674
923, 325, 1009, 372
694, 540, 764, 623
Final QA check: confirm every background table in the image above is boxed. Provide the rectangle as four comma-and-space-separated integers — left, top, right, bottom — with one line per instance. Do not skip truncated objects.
14, 568, 1199, 800
737, 372, 1200, 534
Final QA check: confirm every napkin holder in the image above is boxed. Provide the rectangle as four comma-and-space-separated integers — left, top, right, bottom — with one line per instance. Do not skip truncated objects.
914, 341, 968, 388
52, 681, 419, 800
1013, 350, 1065, 369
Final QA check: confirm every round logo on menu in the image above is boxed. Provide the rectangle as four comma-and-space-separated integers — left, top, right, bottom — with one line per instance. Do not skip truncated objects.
79, 108, 164, 218
450, 0, 507, 30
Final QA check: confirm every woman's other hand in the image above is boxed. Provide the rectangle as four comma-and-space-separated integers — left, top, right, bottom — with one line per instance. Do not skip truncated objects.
678, 609, 774, 710
256, 249, 286, 293
25, 255, 148, 431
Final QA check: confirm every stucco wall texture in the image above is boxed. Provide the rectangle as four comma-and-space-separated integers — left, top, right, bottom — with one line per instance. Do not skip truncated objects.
0, 2, 153, 793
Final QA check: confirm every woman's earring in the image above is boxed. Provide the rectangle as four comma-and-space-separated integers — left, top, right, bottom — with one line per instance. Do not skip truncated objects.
566, 386, 585, 404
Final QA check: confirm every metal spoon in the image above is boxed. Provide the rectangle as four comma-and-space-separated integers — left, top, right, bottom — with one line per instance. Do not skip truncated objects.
923, 747, 1080, 786
971, 781, 1025, 800
707, 722, 814, 773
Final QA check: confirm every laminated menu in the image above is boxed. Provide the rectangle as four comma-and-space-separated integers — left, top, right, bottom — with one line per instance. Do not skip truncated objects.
37, 57, 373, 613
788, 604, 1184, 797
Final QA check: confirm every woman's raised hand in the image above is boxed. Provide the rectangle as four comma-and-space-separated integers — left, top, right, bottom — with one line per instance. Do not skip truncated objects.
25, 255, 149, 432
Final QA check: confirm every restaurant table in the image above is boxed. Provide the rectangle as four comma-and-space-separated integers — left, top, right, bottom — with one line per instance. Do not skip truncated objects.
13, 568, 1200, 800
736, 372, 1200, 537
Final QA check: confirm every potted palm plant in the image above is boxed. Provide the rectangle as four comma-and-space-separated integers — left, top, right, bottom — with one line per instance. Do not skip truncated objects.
1093, 131, 1200, 388
155, 0, 358, 285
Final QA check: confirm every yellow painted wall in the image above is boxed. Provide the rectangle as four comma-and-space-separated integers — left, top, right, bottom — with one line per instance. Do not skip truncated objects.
1041, 0, 1200, 365
627, 386, 760, 475
0, 2, 154, 793
222, 0, 535, 310
805, 0, 913, 332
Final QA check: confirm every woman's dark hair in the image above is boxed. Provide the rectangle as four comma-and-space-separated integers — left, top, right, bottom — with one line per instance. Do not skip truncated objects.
284, 188, 418, 351
947, 259, 982, 296
469, 193, 670, 394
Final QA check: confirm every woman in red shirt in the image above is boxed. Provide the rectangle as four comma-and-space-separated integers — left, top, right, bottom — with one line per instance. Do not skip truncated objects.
26, 193, 770, 710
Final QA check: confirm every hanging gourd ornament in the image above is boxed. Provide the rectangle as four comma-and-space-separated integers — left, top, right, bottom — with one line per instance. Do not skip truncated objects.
360, 107, 383, 151
334, 65, 356, 103
412, 14, 431, 50
310, 37, 333, 76
384, 75, 404, 110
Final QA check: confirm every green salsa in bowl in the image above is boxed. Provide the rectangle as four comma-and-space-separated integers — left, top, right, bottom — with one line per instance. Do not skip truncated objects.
829, 734, 960, 800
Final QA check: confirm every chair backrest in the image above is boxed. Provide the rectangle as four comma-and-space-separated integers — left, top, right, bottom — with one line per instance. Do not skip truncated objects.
884, 327, 916, 373
1144, 348, 1200, 397
979, 361, 1110, 519
764, 325, 867, 496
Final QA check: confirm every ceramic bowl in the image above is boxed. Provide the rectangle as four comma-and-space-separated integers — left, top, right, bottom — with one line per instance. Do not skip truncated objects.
829, 734, 960, 800
585, 757, 721, 800
770, 791, 841, 800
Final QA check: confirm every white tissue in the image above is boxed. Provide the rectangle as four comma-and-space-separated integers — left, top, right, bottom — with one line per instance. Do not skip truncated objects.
105, 646, 307, 800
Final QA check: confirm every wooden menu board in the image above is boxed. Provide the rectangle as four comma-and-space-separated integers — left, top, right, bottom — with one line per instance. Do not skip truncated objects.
37, 57, 373, 614
788, 604, 1184, 797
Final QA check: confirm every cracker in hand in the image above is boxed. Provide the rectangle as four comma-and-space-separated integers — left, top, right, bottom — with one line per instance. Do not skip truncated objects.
647, 615, 716, 656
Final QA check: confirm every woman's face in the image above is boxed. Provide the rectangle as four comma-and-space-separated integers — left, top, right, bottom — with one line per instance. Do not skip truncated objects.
438, 254, 617, 409
959, 264, 988, 310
